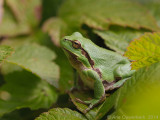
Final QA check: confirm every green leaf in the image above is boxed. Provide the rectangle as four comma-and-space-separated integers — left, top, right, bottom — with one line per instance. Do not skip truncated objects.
0, 45, 14, 63
0, 66, 58, 116
59, 0, 159, 31
108, 62, 160, 120
94, 28, 143, 54
2, 43, 59, 88
44, 0, 159, 45
125, 32, 160, 70
42, 17, 68, 46
35, 108, 87, 120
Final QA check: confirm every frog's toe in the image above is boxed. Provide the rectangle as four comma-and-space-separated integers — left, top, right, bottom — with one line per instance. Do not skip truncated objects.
83, 99, 101, 113
75, 98, 101, 113
75, 98, 90, 105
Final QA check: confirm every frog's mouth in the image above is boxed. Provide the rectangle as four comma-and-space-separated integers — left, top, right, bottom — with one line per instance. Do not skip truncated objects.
63, 48, 80, 63
63, 48, 88, 71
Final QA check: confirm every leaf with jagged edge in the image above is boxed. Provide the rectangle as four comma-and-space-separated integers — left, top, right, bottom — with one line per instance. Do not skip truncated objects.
1, 32, 74, 92
94, 27, 144, 54
0, 45, 14, 63
35, 108, 87, 120
108, 62, 160, 120
125, 32, 160, 70
59, 0, 159, 31
2, 43, 59, 88
44, 0, 159, 46
0, 65, 58, 116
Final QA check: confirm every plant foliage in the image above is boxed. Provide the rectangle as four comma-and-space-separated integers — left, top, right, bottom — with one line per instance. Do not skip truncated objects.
0, 0, 160, 119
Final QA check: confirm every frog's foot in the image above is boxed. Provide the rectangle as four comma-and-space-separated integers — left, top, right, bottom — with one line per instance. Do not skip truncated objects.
103, 78, 129, 91
75, 94, 106, 113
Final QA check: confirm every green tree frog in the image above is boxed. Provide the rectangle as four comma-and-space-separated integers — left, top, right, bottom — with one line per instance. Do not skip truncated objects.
61, 32, 135, 113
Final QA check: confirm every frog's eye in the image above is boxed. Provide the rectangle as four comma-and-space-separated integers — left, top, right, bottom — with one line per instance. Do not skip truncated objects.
72, 40, 81, 49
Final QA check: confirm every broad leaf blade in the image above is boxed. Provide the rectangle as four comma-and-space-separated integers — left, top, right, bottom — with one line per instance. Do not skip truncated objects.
4, 44, 59, 88
44, 0, 159, 45
94, 28, 143, 54
35, 108, 87, 120
0, 67, 58, 116
125, 32, 160, 70
59, 0, 159, 31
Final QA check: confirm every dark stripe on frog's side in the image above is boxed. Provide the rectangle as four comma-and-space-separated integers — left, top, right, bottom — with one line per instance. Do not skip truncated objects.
81, 48, 102, 78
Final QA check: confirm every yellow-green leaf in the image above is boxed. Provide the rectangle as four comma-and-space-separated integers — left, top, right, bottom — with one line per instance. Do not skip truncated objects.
125, 32, 160, 70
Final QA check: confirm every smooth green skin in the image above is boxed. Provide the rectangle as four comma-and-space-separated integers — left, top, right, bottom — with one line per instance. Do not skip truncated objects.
61, 32, 134, 113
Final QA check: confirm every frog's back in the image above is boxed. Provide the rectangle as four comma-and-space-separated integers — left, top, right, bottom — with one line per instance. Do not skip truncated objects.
82, 40, 130, 82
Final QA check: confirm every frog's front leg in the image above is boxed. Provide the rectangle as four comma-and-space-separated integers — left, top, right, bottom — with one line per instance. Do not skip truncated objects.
76, 69, 105, 113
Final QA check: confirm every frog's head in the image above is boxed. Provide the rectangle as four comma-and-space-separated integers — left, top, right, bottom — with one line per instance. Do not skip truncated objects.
60, 32, 92, 68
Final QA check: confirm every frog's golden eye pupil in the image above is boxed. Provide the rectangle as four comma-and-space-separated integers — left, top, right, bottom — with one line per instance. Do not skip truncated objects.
72, 40, 81, 49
